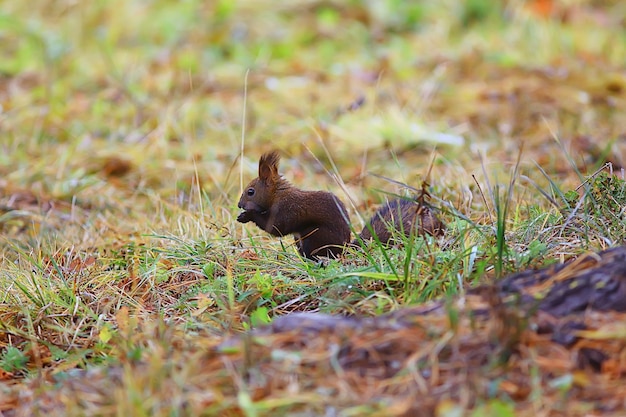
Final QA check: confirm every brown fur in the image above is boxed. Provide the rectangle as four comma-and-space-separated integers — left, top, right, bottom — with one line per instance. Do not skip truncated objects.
237, 151, 351, 259
237, 151, 445, 259
357, 198, 446, 244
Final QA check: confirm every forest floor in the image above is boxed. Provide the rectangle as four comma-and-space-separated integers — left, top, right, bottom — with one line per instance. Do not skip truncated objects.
1, 1, 625, 416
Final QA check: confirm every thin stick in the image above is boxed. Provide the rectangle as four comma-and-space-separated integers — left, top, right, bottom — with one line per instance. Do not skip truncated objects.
240, 69, 250, 195
472, 174, 491, 224
575, 162, 611, 191
308, 127, 362, 225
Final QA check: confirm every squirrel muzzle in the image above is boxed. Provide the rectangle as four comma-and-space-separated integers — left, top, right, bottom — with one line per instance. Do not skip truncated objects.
237, 196, 268, 223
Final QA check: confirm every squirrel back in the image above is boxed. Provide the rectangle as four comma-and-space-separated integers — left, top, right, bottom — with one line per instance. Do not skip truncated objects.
237, 151, 445, 260
237, 151, 351, 259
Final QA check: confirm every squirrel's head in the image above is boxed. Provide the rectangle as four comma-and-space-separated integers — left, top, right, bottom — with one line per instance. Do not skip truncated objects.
237, 151, 281, 215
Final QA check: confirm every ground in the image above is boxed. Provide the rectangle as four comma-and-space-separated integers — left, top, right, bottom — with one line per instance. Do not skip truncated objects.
0, 0, 625, 416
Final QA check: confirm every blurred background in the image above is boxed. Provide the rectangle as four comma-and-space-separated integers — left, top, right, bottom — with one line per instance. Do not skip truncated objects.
1, 4, 625, 412
0, 0, 624, 239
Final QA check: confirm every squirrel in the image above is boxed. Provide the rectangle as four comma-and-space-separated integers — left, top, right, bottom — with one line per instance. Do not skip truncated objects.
237, 150, 445, 260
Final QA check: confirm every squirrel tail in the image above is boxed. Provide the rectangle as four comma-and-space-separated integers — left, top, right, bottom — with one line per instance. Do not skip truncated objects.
353, 197, 445, 246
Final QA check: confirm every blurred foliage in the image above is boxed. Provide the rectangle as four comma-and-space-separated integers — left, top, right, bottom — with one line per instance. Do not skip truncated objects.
0, 0, 625, 415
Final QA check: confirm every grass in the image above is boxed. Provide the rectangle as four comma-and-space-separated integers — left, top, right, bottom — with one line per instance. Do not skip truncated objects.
1, 0, 625, 415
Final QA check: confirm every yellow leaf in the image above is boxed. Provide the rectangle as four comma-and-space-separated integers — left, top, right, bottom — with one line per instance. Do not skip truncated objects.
99, 325, 113, 344
191, 292, 215, 317
576, 323, 626, 340
115, 306, 130, 333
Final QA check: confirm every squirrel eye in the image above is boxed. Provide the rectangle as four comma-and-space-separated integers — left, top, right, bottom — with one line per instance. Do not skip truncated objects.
247, 188, 255, 197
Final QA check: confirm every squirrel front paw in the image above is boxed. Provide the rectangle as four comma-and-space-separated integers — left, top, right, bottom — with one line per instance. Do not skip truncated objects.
237, 210, 253, 223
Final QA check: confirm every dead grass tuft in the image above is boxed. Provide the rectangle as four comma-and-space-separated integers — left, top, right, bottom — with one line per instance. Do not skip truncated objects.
1, 0, 625, 415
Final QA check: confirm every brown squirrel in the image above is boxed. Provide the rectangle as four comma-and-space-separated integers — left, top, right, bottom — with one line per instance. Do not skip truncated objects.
237, 151, 445, 260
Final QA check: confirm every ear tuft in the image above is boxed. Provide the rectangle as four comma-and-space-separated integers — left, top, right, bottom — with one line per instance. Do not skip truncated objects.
260, 151, 280, 168
258, 150, 281, 182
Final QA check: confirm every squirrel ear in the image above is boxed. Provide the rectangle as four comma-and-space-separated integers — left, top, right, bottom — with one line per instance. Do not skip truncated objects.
259, 151, 280, 183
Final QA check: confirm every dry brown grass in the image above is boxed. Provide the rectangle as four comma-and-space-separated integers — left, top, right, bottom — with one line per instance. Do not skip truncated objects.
1, 0, 625, 415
